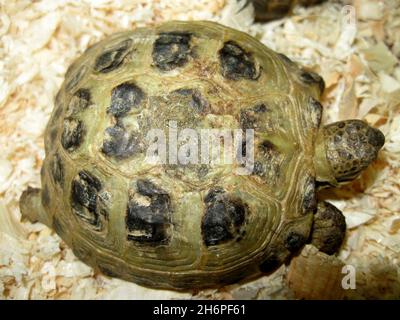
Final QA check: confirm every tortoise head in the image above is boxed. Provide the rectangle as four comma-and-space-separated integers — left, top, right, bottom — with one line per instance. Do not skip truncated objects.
314, 119, 385, 186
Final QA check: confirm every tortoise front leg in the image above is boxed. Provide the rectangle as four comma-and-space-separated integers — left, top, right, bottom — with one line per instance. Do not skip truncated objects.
19, 187, 52, 227
310, 201, 346, 255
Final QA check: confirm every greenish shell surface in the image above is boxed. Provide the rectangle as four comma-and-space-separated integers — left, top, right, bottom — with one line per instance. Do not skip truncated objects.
41, 21, 324, 289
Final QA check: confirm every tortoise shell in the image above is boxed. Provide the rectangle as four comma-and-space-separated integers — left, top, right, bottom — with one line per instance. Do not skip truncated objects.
20, 21, 385, 290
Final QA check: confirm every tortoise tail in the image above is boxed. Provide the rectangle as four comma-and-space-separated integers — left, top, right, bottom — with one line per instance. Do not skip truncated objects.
19, 187, 52, 227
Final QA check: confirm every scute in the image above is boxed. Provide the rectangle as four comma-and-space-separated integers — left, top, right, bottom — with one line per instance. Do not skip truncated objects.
65, 65, 88, 92
126, 179, 172, 244
71, 171, 104, 228
102, 125, 140, 159
61, 118, 85, 152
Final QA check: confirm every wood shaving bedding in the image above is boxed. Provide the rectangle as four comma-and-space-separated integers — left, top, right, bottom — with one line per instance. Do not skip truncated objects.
0, 0, 399, 299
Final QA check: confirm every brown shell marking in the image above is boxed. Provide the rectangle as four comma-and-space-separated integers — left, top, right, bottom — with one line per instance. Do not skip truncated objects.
152, 32, 192, 71
172, 88, 210, 113
219, 41, 261, 80
201, 188, 247, 246
65, 88, 92, 117
107, 82, 144, 118
126, 179, 172, 244
61, 118, 85, 152
102, 125, 141, 159
71, 171, 106, 230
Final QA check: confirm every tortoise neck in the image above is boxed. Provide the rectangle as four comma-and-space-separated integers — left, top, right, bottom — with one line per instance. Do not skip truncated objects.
314, 128, 337, 186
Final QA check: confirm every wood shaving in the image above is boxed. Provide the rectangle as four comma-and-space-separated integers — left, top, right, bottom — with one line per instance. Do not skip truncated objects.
0, 0, 399, 299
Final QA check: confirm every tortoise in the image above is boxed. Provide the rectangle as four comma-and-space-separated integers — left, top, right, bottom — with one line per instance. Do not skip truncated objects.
19, 21, 385, 290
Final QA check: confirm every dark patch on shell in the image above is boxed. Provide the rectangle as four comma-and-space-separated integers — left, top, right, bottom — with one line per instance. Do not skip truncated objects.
252, 161, 264, 176
253, 103, 268, 113
51, 153, 64, 186
204, 187, 225, 204
71, 171, 103, 227
219, 41, 260, 80
259, 140, 275, 153
152, 32, 192, 71
41, 185, 50, 208
102, 125, 140, 159
248, 138, 283, 183
107, 82, 144, 117
299, 70, 325, 94
94, 39, 133, 73
126, 179, 172, 244
61, 118, 85, 152
201, 188, 247, 246
239, 103, 268, 130
251, 140, 276, 175
66, 88, 92, 116
136, 179, 165, 197
173, 88, 210, 113
308, 97, 323, 128
240, 110, 256, 130
65, 65, 88, 92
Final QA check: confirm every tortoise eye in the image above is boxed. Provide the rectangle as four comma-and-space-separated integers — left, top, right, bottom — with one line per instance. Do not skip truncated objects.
152, 32, 192, 71
61, 118, 85, 152
107, 82, 144, 118
65, 88, 92, 117
126, 179, 172, 244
